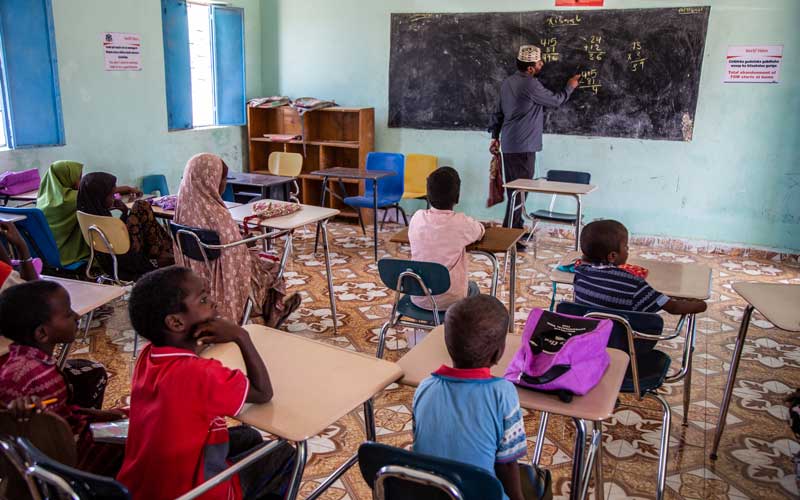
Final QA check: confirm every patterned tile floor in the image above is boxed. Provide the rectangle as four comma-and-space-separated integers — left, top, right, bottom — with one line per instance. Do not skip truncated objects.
76, 222, 800, 499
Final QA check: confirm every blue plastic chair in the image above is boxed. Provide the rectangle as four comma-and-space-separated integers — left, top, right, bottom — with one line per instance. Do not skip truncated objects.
555, 301, 673, 500
222, 183, 235, 202
141, 174, 169, 196
344, 152, 407, 233
0, 207, 85, 272
358, 442, 504, 500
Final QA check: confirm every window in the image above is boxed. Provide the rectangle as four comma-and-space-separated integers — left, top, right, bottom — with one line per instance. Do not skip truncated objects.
0, 0, 64, 149
161, 0, 246, 131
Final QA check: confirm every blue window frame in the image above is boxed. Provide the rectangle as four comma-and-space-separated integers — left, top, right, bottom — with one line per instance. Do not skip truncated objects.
0, 0, 65, 149
161, 0, 246, 131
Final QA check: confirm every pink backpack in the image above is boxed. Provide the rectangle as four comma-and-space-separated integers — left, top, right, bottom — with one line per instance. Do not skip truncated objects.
504, 308, 612, 402
0, 169, 40, 195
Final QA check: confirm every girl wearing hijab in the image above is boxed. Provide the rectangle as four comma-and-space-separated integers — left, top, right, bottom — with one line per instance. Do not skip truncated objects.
174, 153, 301, 326
77, 172, 173, 281
36, 161, 88, 266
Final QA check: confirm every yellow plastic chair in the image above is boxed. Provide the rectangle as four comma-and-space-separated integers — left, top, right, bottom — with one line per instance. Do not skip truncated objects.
76, 211, 131, 285
268, 152, 302, 203
402, 154, 437, 203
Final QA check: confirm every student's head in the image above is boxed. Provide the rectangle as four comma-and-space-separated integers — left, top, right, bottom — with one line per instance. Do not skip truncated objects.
128, 266, 215, 348
0, 281, 79, 348
444, 294, 509, 369
516, 45, 544, 75
182, 153, 228, 199
426, 166, 461, 210
77, 172, 117, 215
580, 219, 629, 265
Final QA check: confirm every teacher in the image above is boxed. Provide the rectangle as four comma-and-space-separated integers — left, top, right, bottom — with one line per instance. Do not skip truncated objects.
488, 45, 580, 249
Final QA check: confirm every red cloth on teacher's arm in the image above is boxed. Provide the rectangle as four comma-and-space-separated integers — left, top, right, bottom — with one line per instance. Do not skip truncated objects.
487, 142, 504, 207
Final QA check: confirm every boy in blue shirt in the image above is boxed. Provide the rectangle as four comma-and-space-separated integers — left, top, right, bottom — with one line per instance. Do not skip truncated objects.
413, 294, 531, 500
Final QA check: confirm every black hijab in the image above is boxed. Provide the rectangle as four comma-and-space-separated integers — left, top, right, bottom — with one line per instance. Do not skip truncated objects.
77, 172, 117, 217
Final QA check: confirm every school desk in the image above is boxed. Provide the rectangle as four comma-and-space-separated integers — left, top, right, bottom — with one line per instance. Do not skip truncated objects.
124, 199, 242, 219
710, 282, 800, 460
550, 252, 711, 424
504, 178, 598, 251
227, 172, 296, 202
0, 189, 38, 207
390, 226, 525, 333
398, 326, 629, 500
309, 167, 397, 261
228, 201, 341, 332
200, 325, 403, 500
41, 275, 126, 367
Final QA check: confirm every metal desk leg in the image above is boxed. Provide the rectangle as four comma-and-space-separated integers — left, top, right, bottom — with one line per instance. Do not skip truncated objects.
276, 231, 293, 281
508, 245, 517, 333
532, 411, 549, 466
682, 314, 697, 426
314, 177, 329, 254
580, 422, 603, 500
593, 421, 604, 500
472, 250, 498, 297
710, 305, 754, 460
570, 418, 587, 500
372, 179, 379, 261
285, 440, 308, 500
320, 219, 338, 333
506, 190, 521, 228
574, 194, 583, 251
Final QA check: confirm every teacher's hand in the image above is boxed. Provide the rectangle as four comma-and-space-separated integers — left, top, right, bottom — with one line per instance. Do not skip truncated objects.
568, 74, 581, 90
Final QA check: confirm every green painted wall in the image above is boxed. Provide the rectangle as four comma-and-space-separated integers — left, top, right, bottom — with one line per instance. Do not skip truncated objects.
262, 0, 800, 251
0, 0, 263, 191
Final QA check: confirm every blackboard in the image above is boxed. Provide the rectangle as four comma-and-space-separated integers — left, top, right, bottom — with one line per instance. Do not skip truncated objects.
388, 7, 710, 141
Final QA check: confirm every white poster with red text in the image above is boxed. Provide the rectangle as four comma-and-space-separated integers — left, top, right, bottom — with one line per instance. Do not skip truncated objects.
724, 45, 782, 83
103, 32, 141, 71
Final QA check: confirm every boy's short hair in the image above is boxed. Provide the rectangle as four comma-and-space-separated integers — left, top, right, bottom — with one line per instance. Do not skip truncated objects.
128, 266, 193, 346
0, 280, 63, 345
426, 166, 461, 210
444, 294, 509, 368
580, 219, 628, 263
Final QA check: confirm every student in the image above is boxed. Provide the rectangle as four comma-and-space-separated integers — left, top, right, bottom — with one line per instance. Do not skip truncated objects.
77, 172, 174, 281
0, 221, 39, 290
36, 160, 89, 266
574, 219, 708, 315
118, 266, 295, 500
408, 166, 485, 311
413, 294, 535, 500
0, 280, 124, 473
174, 153, 300, 326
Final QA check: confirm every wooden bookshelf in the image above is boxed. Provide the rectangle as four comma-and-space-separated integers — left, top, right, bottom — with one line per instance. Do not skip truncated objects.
246, 106, 375, 218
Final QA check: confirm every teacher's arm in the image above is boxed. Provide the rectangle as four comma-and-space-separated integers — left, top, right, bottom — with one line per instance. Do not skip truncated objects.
528, 75, 580, 108
487, 98, 504, 151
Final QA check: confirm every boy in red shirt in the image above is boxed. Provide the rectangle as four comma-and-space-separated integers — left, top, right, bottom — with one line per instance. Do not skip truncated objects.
118, 266, 294, 500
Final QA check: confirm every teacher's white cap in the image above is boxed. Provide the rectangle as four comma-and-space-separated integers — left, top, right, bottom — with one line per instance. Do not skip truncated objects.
517, 45, 541, 63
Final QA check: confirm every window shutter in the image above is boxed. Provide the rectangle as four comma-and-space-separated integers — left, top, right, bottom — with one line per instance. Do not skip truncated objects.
0, 0, 64, 148
161, 0, 193, 131
211, 6, 245, 126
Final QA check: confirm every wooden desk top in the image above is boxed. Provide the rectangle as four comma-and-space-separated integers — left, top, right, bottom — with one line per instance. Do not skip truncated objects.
126, 199, 240, 219
504, 179, 597, 196
227, 172, 295, 187
398, 326, 628, 422
41, 276, 126, 316
201, 325, 403, 442
228, 201, 339, 230
550, 252, 712, 300
390, 226, 525, 254
310, 167, 395, 180
0, 213, 27, 223
733, 282, 800, 332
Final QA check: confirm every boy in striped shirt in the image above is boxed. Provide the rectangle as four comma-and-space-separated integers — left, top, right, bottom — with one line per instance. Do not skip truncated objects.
412, 294, 533, 500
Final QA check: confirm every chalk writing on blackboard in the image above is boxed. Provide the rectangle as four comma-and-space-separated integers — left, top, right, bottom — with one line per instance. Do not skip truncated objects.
541, 38, 561, 63
628, 41, 647, 72
584, 35, 606, 61
678, 7, 704, 15
546, 14, 582, 27
578, 68, 602, 94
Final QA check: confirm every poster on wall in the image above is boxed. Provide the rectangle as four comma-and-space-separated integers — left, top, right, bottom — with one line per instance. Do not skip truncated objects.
724, 45, 782, 83
555, 0, 604, 6
103, 32, 141, 71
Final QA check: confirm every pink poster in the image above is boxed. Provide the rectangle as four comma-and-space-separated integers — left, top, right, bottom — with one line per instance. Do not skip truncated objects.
724, 45, 782, 83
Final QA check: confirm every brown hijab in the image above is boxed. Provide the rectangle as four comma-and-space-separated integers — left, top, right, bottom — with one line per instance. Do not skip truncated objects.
174, 153, 251, 322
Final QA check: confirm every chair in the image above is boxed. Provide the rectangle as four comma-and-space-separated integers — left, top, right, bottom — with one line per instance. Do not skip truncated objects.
0, 207, 86, 274
141, 174, 169, 196
76, 211, 131, 285
267, 152, 303, 203
375, 258, 451, 359
555, 301, 682, 500
344, 152, 407, 232
169, 221, 279, 326
222, 183, 235, 203
402, 154, 437, 205
527, 170, 591, 250
358, 442, 504, 500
